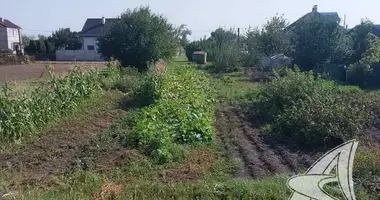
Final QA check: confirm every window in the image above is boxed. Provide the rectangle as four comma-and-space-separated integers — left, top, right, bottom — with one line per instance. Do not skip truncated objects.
87, 45, 95, 50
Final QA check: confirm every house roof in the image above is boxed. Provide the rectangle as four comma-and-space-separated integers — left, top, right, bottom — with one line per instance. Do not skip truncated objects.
285, 12, 340, 33
347, 24, 380, 37
79, 18, 118, 37
0, 18, 21, 29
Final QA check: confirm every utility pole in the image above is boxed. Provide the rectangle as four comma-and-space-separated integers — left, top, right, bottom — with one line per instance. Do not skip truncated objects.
343, 15, 346, 29
237, 28, 240, 46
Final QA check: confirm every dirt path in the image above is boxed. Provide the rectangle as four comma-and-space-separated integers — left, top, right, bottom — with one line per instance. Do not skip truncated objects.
0, 62, 106, 83
0, 104, 126, 187
214, 106, 317, 179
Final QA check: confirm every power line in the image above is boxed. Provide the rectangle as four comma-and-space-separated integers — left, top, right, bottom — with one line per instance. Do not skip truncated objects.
22, 29, 54, 33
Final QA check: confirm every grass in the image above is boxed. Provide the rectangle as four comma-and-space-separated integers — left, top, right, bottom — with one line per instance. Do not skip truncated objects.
211, 71, 260, 105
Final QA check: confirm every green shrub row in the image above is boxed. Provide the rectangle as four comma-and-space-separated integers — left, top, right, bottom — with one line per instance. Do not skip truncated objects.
131, 65, 216, 163
0, 66, 119, 141
257, 68, 377, 148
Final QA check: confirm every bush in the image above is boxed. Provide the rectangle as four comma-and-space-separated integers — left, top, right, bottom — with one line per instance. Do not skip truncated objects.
214, 42, 242, 72
256, 68, 372, 148
130, 65, 216, 163
97, 6, 177, 71
346, 62, 373, 88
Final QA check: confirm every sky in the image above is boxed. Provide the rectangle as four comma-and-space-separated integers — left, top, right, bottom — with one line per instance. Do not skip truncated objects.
1, 0, 380, 40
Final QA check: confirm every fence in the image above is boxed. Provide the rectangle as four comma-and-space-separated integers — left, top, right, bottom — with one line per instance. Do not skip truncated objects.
55, 50, 103, 61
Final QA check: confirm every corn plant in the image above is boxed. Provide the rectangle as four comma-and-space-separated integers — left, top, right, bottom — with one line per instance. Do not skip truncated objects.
0, 66, 108, 142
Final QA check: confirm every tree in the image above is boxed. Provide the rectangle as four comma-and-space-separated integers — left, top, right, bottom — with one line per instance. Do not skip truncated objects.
174, 24, 192, 47
44, 40, 55, 53
347, 33, 380, 87
349, 19, 375, 64
36, 39, 46, 54
289, 14, 352, 71
22, 35, 32, 46
50, 28, 82, 50
25, 40, 37, 54
244, 27, 262, 67
97, 6, 177, 71
260, 14, 290, 56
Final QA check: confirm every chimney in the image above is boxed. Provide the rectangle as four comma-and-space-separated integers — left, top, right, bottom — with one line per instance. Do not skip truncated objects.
101, 17, 106, 25
312, 5, 318, 12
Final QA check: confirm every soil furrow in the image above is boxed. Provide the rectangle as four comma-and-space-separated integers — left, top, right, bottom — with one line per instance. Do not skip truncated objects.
215, 106, 317, 179
0, 108, 126, 187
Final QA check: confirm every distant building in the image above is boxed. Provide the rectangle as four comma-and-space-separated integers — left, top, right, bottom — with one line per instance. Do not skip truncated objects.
56, 17, 118, 61
0, 18, 23, 54
78, 17, 118, 60
284, 5, 341, 33
347, 24, 380, 37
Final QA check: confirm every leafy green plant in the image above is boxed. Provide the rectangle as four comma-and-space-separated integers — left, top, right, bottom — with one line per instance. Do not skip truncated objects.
129, 64, 216, 163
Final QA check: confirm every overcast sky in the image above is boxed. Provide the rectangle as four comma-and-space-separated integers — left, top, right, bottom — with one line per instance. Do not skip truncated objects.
1, 0, 379, 40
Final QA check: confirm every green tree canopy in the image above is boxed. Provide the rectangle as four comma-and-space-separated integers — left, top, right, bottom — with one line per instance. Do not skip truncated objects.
97, 6, 177, 71
25, 40, 37, 54
50, 28, 82, 50
174, 24, 192, 47
36, 39, 46, 54
259, 14, 290, 56
349, 19, 376, 64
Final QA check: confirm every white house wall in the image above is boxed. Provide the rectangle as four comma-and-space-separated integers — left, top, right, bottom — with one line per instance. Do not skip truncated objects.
82, 37, 102, 61
6, 28, 20, 51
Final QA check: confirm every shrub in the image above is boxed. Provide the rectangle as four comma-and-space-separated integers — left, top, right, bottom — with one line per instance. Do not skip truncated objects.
130, 65, 216, 163
214, 42, 242, 72
256, 68, 372, 148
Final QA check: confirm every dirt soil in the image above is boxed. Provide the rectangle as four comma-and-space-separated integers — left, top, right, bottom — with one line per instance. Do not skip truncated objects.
0, 107, 126, 188
214, 105, 321, 179
0, 62, 106, 83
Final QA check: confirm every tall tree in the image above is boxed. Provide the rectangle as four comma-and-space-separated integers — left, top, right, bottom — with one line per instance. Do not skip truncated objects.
260, 14, 290, 56
44, 40, 55, 53
22, 35, 32, 46
25, 40, 37, 54
349, 19, 375, 64
36, 40, 46, 54
174, 24, 192, 47
244, 27, 262, 67
97, 6, 177, 71
50, 28, 82, 50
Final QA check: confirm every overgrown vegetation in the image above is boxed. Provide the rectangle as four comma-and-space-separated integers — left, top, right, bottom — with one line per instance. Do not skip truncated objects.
125, 63, 216, 163
255, 68, 379, 148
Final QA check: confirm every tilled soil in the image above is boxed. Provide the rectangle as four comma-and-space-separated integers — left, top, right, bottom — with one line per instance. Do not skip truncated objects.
0, 62, 106, 83
0, 108, 126, 187
214, 105, 319, 179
